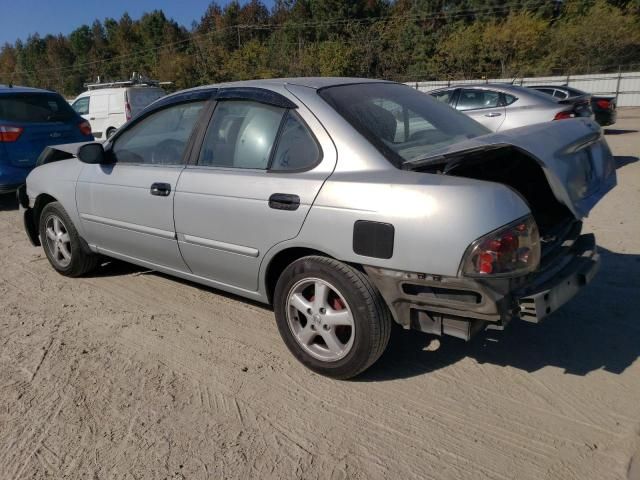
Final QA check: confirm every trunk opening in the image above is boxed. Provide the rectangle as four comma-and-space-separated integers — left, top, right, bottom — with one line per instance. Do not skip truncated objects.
415, 146, 574, 238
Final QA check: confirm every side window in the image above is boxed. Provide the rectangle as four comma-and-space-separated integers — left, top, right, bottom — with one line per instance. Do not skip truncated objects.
199, 101, 284, 169
112, 101, 205, 165
503, 94, 517, 106
72, 97, 89, 115
432, 90, 453, 104
271, 111, 321, 171
536, 88, 554, 96
456, 89, 501, 111
553, 89, 568, 99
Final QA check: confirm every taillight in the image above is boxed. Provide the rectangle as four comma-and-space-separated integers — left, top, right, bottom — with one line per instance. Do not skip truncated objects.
461, 216, 541, 277
78, 120, 92, 136
125, 102, 132, 121
596, 99, 611, 110
0, 125, 24, 142
554, 111, 574, 120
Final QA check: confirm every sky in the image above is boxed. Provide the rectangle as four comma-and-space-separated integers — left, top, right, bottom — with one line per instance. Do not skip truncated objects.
0, 0, 274, 45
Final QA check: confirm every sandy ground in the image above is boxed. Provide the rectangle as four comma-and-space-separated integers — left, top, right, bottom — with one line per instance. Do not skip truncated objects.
0, 110, 639, 480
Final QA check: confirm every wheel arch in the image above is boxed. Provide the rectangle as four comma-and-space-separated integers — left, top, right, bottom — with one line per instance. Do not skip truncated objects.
264, 247, 345, 304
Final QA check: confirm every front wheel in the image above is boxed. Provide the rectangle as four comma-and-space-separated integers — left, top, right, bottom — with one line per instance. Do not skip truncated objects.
39, 202, 99, 277
274, 256, 392, 379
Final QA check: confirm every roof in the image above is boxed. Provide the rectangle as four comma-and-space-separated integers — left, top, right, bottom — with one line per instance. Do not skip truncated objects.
0, 85, 55, 95
176, 77, 391, 94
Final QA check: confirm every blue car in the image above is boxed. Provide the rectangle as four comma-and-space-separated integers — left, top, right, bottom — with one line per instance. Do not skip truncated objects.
0, 86, 93, 193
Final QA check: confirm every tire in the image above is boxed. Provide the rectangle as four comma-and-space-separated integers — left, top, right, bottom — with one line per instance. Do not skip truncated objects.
274, 256, 392, 379
39, 202, 99, 277
106, 128, 116, 139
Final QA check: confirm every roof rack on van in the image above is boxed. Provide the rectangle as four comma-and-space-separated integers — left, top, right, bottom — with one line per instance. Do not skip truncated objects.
85, 72, 172, 91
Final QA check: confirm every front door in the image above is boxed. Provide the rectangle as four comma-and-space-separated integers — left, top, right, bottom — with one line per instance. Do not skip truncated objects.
76, 99, 208, 271
174, 94, 336, 292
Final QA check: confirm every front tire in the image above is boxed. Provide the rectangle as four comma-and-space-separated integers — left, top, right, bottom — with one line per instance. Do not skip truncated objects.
274, 256, 392, 379
39, 202, 99, 277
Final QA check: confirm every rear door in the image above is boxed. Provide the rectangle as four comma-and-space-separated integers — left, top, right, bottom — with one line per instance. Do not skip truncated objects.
0, 92, 85, 168
174, 89, 336, 292
77, 98, 208, 270
455, 88, 506, 132
88, 92, 109, 138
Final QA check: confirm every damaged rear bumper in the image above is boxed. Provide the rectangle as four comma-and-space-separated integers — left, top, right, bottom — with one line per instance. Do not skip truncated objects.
364, 232, 600, 340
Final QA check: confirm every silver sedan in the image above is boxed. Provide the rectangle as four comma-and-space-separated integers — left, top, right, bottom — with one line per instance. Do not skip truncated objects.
429, 83, 593, 131
20, 78, 615, 378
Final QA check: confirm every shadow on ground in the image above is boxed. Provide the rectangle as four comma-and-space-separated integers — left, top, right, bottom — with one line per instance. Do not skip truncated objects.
616, 156, 639, 169
360, 247, 640, 382
0, 193, 18, 211
605, 129, 638, 135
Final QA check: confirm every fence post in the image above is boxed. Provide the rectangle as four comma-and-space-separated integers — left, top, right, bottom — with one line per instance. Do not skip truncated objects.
615, 65, 622, 103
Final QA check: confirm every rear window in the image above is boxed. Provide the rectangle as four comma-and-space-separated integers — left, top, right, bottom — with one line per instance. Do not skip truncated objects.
319, 83, 489, 167
128, 88, 166, 114
0, 93, 76, 123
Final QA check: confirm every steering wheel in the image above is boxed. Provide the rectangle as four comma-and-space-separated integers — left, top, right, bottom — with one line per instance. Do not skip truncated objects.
151, 139, 184, 164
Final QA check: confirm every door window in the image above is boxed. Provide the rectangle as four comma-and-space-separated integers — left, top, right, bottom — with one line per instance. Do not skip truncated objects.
72, 97, 90, 115
270, 112, 321, 171
198, 101, 284, 169
456, 89, 501, 111
112, 101, 205, 165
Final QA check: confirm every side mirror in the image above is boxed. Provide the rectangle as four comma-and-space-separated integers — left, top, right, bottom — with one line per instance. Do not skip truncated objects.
77, 143, 106, 164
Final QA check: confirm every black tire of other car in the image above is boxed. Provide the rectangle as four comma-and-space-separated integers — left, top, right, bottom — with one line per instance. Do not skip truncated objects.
39, 202, 99, 277
106, 128, 116, 139
274, 256, 392, 379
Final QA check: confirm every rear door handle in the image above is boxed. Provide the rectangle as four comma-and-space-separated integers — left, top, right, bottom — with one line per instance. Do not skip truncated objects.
150, 182, 171, 197
269, 193, 300, 211
484, 112, 502, 117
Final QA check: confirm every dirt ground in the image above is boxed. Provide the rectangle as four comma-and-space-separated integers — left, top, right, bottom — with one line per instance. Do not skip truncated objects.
0, 110, 639, 480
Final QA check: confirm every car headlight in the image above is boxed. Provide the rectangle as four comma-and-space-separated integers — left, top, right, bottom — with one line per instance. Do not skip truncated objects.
461, 215, 541, 277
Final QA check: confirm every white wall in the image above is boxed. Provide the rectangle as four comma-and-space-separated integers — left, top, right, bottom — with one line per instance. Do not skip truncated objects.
408, 71, 640, 107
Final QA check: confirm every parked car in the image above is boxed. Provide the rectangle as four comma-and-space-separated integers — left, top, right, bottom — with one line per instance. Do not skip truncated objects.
71, 81, 165, 140
0, 85, 93, 193
529, 85, 617, 127
429, 83, 593, 132
19, 78, 615, 379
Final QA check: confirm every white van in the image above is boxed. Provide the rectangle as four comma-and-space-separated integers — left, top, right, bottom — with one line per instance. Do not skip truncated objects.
71, 85, 165, 139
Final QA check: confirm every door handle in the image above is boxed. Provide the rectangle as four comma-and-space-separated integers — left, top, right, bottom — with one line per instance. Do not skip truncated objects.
89, 117, 96, 120
269, 193, 300, 211
484, 112, 502, 117
150, 182, 171, 197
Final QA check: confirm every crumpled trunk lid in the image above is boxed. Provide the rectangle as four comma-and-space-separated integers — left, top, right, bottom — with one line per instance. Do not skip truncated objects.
403, 118, 616, 219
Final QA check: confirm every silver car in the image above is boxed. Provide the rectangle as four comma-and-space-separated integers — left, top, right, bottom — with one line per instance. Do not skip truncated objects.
19, 78, 616, 379
429, 83, 592, 132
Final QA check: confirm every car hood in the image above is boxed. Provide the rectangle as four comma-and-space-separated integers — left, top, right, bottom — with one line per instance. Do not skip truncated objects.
403, 118, 616, 219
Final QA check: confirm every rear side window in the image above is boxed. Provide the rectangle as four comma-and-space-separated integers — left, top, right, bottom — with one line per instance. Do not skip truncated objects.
198, 101, 284, 169
503, 94, 517, 106
456, 89, 501, 111
112, 101, 205, 165
72, 97, 89, 115
0, 93, 76, 123
271, 111, 321, 171
553, 90, 568, 99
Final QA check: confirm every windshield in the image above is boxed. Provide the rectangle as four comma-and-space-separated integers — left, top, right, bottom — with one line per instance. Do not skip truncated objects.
0, 93, 77, 123
319, 83, 490, 166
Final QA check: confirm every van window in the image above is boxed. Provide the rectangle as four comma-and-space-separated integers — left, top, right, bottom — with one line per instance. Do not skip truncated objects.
128, 88, 165, 115
72, 97, 90, 115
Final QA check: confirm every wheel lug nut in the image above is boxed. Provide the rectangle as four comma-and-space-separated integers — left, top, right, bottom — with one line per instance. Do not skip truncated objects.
311, 325, 316, 330
319, 308, 326, 314
307, 308, 312, 314
323, 325, 329, 330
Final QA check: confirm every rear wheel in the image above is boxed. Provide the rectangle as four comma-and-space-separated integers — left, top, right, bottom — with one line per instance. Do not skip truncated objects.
39, 202, 99, 277
106, 127, 116, 139
274, 256, 391, 379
